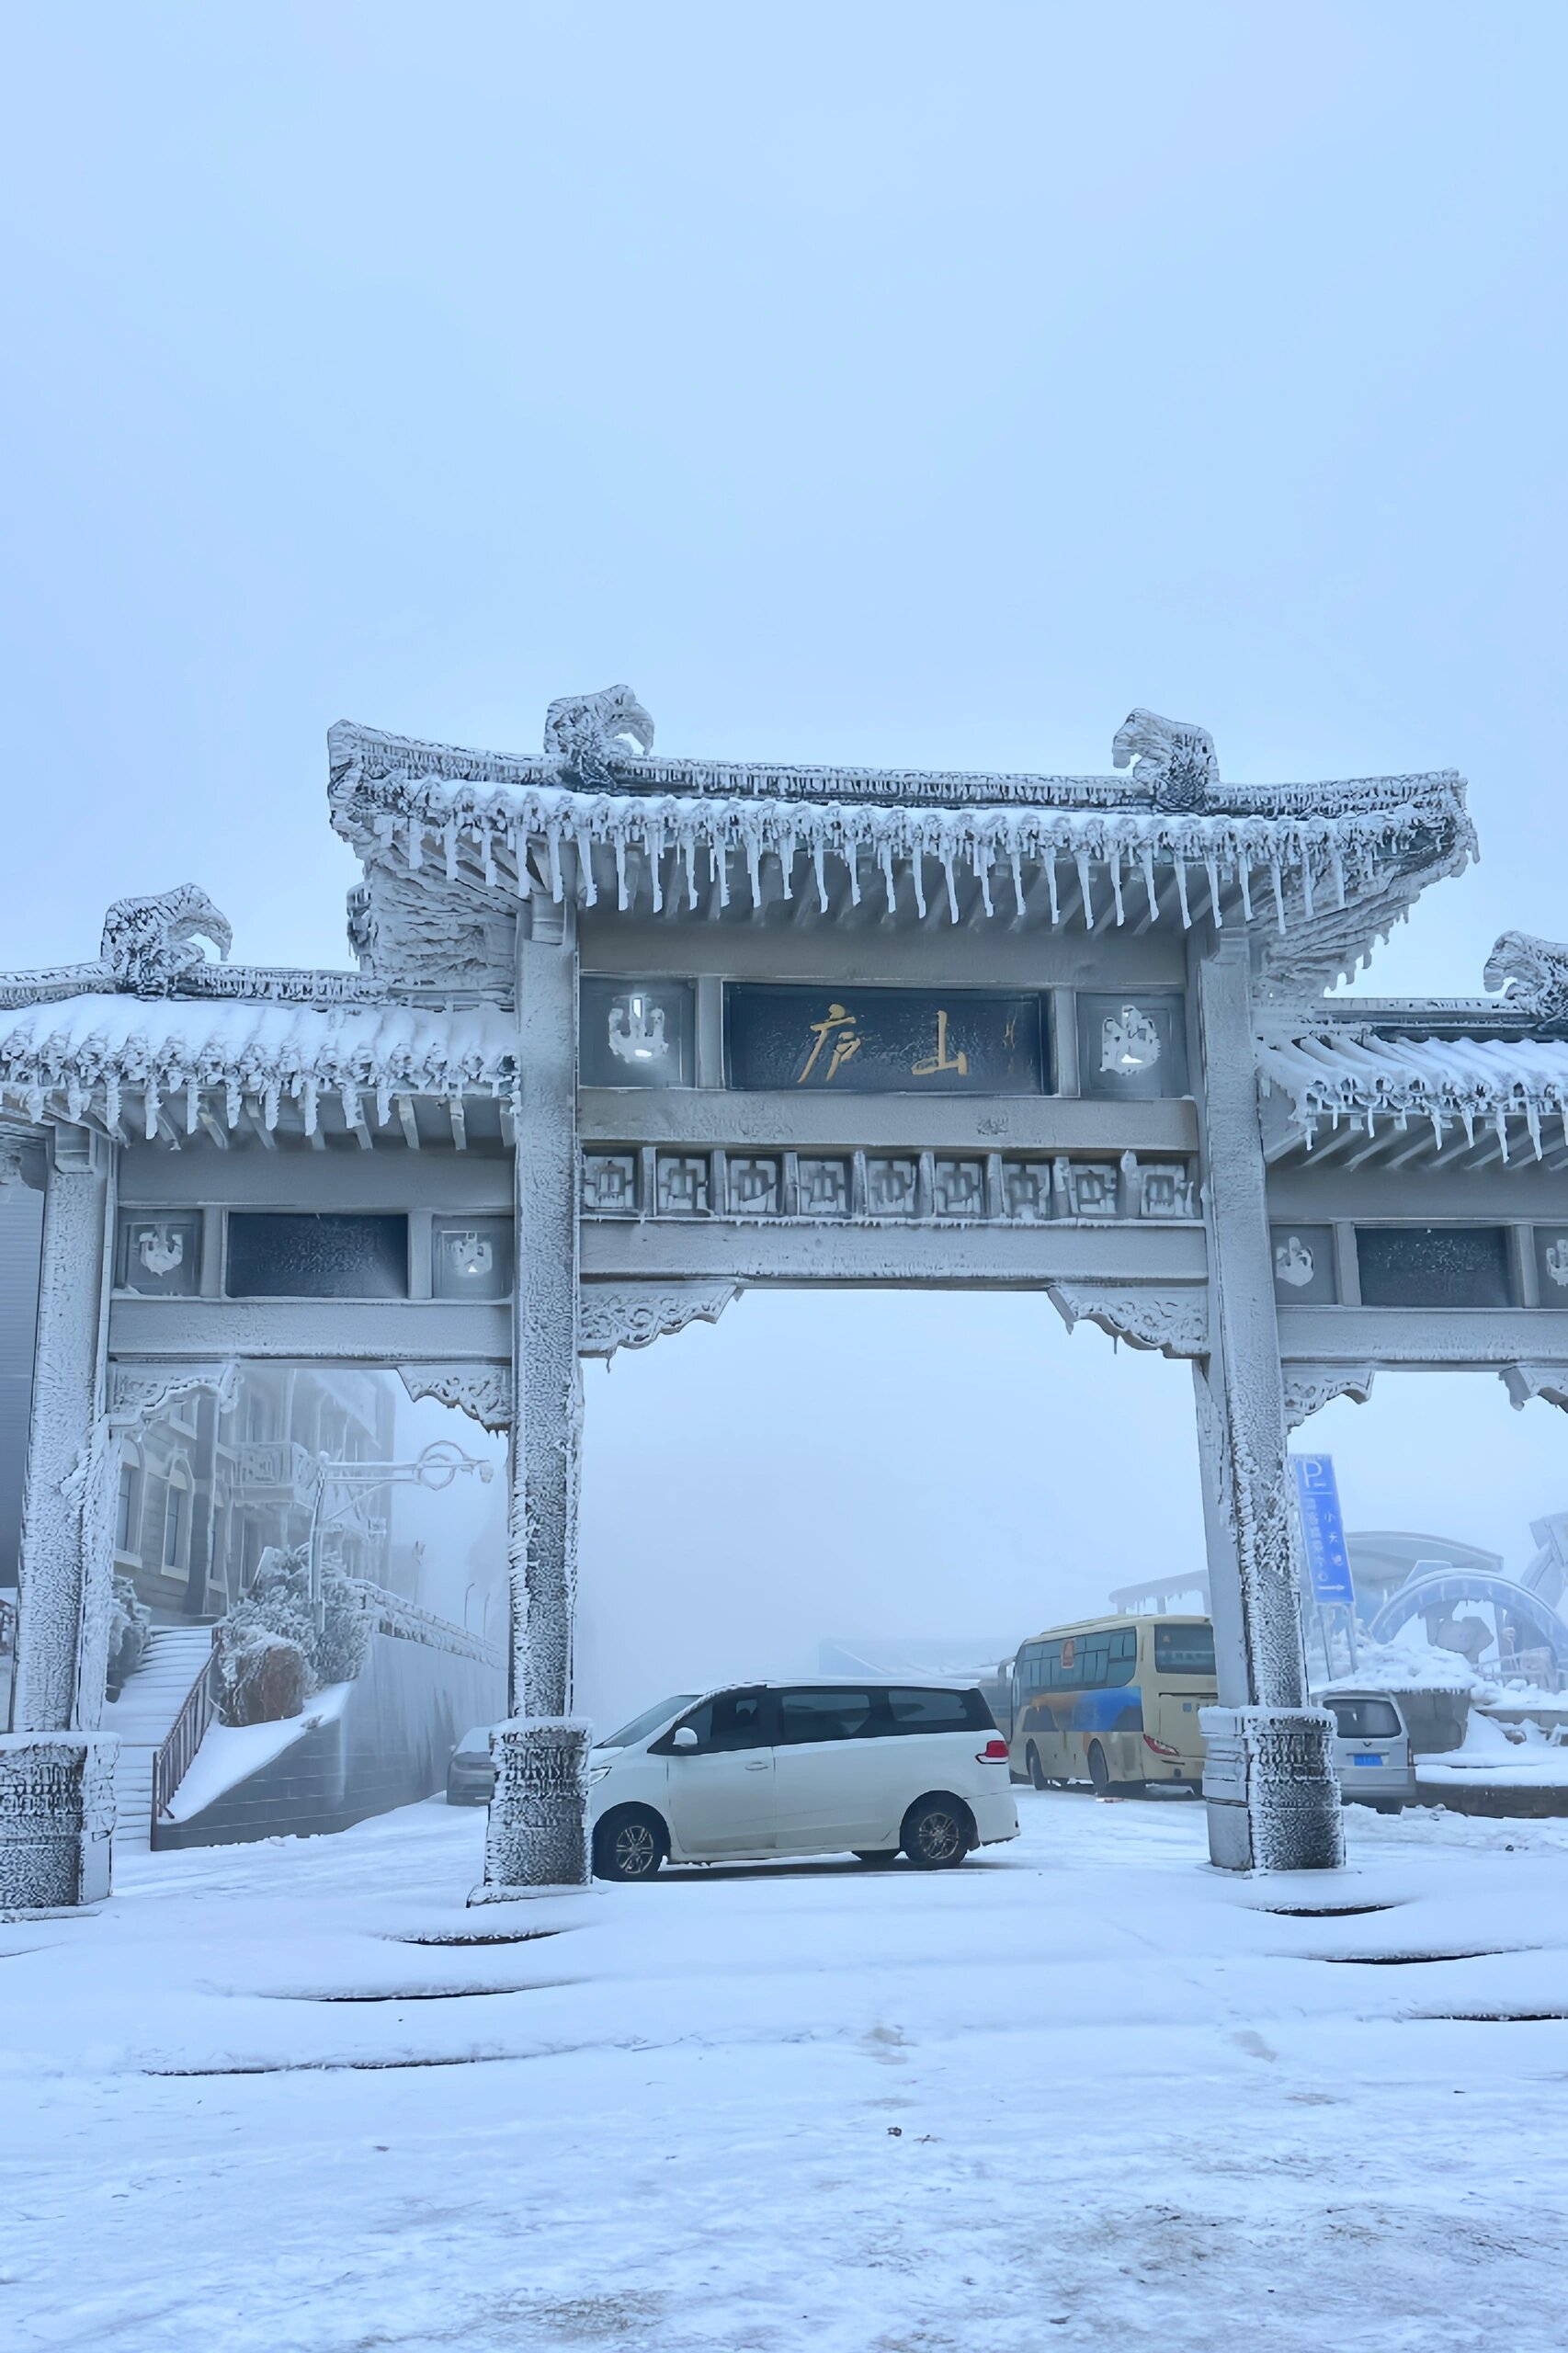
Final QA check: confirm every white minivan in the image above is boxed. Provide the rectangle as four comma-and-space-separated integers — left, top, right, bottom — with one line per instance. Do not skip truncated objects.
587, 1681, 1020, 1881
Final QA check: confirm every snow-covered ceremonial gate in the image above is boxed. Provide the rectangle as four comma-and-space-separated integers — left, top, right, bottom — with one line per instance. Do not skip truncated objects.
6, 687, 1568, 1908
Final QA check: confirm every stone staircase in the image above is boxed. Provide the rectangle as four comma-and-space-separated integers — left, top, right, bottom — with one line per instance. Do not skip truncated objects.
102, 1626, 216, 1848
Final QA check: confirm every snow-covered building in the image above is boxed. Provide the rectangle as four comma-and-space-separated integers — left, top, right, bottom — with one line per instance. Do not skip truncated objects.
4, 689, 1568, 1905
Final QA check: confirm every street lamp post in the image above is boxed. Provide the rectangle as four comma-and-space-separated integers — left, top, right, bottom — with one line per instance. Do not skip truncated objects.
304, 1439, 494, 1627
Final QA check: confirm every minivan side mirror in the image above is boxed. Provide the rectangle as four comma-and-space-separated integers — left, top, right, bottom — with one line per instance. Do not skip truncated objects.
671, 1725, 699, 1751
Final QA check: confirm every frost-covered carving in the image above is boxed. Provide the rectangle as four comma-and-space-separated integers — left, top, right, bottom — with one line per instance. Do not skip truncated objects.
1273, 1234, 1316, 1290
1099, 1004, 1163, 1076
0, 1733, 119, 1910
1047, 1283, 1209, 1358
1200, 1707, 1344, 1873
473, 1717, 592, 1898
1281, 1364, 1376, 1429
1111, 710, 1218, 813
543, 686, 655, 789
397, 1364, 513, 1433
577, 1281, 741, 1361
100, 885, 232, 994
1483, 929, 1568, 1022
1502, 1364, 1568, 1414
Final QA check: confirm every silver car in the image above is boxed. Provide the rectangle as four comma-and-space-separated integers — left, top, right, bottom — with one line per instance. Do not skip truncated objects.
1323, 1690, 1414, 1813
446, 1724, 497, 1805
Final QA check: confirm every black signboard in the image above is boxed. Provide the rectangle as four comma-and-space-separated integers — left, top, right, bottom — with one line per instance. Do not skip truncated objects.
725, 985, 1048, 1095
1356, 1226, 1512, 1311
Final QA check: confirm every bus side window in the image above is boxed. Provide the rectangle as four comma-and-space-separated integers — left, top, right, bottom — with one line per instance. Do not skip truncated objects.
1108, 1629, 1138, 1688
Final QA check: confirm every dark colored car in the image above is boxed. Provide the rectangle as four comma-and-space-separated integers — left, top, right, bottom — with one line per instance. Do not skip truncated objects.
447, 1724, 496, 1805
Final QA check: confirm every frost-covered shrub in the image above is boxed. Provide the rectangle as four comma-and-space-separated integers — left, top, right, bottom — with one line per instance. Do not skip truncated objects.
212, 1542, 372, 1720
315, 1576, 371, 1687
216, 1625, 311, 1726
105, 1575, 152, 1699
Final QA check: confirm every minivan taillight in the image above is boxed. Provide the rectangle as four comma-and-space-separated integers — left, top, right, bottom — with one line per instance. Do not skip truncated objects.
977, 1738, 1010, 1762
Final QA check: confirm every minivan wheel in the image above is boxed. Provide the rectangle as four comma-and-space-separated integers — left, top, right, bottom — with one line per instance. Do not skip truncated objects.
593, 1805, 668, 1882
1027, 1745, 1048, 1792
901, 1796, 971, 1870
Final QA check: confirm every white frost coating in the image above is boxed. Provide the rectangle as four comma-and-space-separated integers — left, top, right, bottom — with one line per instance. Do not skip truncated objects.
0, 995, 519, 1137
1257, 1023, 1568, 1157
327, 719, 1475, 992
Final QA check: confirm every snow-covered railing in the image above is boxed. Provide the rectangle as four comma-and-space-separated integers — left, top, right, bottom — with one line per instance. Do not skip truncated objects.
151, 1630, 220, 1830
349, 1580, 503, 1669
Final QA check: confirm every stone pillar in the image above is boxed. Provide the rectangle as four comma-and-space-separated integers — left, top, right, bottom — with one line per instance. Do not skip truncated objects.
1189, 937, 1342, 1873
475, 895, 592, 1900
2, 1123, 120, 1910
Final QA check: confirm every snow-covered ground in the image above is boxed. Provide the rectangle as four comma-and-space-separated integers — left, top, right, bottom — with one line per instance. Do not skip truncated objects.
5, 1792, 1568, 2353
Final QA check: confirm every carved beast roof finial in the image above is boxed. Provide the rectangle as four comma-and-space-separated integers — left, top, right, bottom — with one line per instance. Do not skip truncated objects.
543, 685, 654, 790
100, 885, 233, 995
1483, 929, 1568, 1022
1111, 709, 1218, 813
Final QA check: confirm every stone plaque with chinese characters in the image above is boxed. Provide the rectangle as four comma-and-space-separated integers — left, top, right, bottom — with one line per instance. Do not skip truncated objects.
723, 986, 1048, 1095
579, 978, 695, 1088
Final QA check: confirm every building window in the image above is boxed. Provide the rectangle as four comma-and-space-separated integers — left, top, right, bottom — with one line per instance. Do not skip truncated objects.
162, 1465, 190, 1572
115, 1449, 142, 1557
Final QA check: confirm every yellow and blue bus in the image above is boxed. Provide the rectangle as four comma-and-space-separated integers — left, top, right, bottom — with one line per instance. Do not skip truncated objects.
1010, 1615, 1217, 1794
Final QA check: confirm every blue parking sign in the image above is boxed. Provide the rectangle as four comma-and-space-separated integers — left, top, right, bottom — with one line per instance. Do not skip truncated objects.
1291, 1454, 1356, 1607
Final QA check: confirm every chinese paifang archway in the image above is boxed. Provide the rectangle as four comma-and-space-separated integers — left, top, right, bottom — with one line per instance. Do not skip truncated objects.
5, 689, 1568, 1904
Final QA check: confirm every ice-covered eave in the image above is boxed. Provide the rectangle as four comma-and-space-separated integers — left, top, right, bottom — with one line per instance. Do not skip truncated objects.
1257, 1022, 1568, 1164
329, 724, 1475, 978
0, 995, 518, 1144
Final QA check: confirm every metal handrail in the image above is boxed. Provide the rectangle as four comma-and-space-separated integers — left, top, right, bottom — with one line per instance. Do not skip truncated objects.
150, 1631, 220, 1835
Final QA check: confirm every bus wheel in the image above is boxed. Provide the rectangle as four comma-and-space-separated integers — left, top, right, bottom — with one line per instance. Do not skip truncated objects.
1027, 1745, 1048, 1791
1087, 1742, 1111, 1794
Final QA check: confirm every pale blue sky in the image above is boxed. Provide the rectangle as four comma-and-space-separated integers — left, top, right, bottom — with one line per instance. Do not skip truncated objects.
5, 6, 1566, 1707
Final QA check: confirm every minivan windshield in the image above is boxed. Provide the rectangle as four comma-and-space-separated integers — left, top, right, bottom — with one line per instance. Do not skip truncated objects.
597, 1695, 699, 1750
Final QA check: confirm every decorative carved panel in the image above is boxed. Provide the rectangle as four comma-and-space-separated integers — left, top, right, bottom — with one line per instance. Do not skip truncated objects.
1281, 1364, 1377, 1429
578, 1281, 740, 1362
1048, 1282, 1210, 1359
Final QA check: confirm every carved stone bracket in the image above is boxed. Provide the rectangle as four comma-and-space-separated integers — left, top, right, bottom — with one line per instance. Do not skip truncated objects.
578, 1280, 741, 1363
1048, 1282, 1210, 1359
108, 1359, 242, 1429
1282, 1364, 1377, 1429
398, 1364, 514, 1433
1502, 1362, 1568, 1415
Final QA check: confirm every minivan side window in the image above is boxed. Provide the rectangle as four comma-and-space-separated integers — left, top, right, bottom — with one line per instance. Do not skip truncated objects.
884, 1687, 989, 1735
673, 1688, 772, 1752
778, 1688, 879, 1744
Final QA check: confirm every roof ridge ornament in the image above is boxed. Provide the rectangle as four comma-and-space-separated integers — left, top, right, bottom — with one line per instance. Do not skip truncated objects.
1483, 929, 1568, 1023
1111, 708, 1217, 814
543, 685, 655, 790
99, 884, 232, 995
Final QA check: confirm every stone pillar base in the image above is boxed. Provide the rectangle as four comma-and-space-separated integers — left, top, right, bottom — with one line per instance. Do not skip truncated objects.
1200, 1706, 1344, 1873
470, 1717, 592, 1903
0, 1732, 119, 1913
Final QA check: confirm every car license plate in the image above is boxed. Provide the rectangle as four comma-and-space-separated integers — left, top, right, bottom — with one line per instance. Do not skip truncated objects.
1352, 1754, 1384, 1768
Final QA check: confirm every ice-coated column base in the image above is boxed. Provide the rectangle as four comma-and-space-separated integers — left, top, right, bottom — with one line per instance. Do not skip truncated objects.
1200, 1706, 1345, 1873
470, 1717, 593, 1902
0, 1732, 119, 1912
